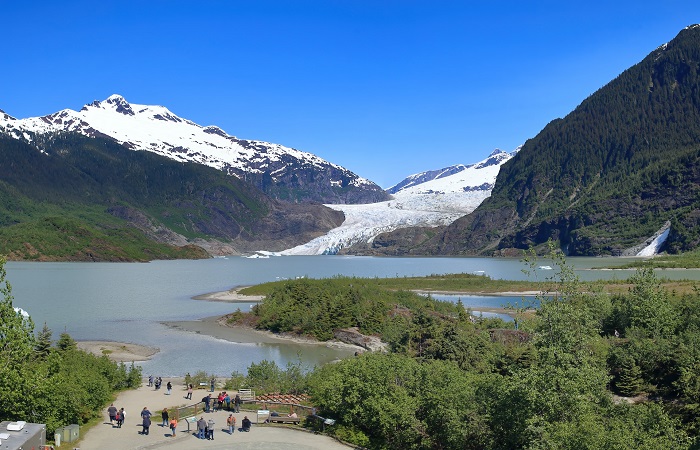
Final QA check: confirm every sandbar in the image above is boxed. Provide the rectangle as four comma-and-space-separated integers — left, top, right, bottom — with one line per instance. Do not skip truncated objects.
192, 286, 264, 302
76, 341, 159, 362
163, 315, 363, 351
412, 289, 543, 297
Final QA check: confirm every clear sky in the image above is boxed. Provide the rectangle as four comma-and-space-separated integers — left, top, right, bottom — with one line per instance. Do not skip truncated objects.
2, 1, 699, 188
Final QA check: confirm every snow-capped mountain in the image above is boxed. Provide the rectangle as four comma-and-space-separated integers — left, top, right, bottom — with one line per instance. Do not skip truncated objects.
0, 95, 388, 204
386, 149, 514, 195
281, 148, 518, 255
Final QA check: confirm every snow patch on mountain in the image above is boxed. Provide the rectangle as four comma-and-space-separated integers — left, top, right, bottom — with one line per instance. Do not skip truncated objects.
281, 148, 518, 255
0, 95, 375, 189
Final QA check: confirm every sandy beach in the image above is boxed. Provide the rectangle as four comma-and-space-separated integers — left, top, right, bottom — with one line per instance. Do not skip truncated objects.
163, 315, 364, 352
77, 341, 160, 362
192, 286, 265, 303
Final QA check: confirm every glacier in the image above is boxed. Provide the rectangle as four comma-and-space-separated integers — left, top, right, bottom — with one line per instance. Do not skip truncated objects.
281, 149, 518, 255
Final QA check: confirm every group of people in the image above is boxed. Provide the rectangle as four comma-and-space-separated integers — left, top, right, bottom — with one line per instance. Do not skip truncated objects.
140, 406, 177, 436
196, 416, 216, 440
148, 375, 173, 395
148, 375, 164, 390
107, 376, 255, 440
161, 407, 178, 436
107, 403, 126, 428
201, 391, 242, 413
223, 414, 251, 433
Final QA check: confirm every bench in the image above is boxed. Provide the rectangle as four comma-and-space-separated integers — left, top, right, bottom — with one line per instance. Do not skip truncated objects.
267, 416, 301, 424
184, 416, 198, 432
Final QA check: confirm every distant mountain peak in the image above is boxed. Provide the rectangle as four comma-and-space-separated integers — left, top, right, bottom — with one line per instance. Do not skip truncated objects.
98, 94, 135, 116
386, 147, 518, 195
0, 95, 388, 204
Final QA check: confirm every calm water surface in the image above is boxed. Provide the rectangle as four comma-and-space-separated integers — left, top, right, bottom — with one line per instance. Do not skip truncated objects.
5, 256, 697, 376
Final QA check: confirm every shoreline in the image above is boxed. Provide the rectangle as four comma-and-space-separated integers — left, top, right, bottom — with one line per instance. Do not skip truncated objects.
76, 341, 159, 362
163, 315, 364, 352
412, 289, 543, 297
192, 286, 264, 302
77, 286, 534, 364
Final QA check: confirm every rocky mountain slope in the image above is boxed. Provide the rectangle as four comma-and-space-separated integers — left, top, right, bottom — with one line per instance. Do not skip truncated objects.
0, 132, 343, 261
422, 24, 700, 256
0, 95, 388, 204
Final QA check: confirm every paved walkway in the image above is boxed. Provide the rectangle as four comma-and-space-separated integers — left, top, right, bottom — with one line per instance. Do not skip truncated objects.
75, 378, 352, 450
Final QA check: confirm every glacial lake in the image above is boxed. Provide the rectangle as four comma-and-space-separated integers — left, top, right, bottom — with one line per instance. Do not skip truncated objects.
5, 256, 697, 376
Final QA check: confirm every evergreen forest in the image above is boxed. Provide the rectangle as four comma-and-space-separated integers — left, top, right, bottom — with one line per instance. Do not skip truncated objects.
0, 258, 142, 436
227, 256, 700, 449
434, 25, 700, 257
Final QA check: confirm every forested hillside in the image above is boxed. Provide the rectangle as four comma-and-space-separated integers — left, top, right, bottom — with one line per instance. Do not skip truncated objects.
0, 132, 343, 261
430, 25, 700, 256
230, 260, 700, 449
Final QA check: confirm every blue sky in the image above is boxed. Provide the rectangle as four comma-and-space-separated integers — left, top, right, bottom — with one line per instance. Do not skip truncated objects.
2, 1, 699, 188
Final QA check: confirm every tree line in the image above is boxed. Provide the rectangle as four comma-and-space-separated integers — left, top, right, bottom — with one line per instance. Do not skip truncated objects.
229, 256, 700, 449
0, 257, 141, 435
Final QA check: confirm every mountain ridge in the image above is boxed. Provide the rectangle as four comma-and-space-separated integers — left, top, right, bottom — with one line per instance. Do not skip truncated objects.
421, 24, 700, 256
0, 131, 344, 260
0, 95, 389, 204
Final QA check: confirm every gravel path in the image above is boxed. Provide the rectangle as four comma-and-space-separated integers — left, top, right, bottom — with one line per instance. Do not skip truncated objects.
75, 379, 352, 450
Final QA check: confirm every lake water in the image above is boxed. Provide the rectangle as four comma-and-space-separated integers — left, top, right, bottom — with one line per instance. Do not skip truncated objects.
5, 256, 698, 376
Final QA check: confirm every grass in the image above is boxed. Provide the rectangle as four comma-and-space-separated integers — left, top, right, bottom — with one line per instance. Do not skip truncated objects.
609, 250, 700, 269
239, 272, 700, 297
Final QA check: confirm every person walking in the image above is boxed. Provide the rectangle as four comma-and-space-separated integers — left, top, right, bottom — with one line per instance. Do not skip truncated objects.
227, 414, 236, 434
210, 377, 215, 392
141, 407, 152, 435
166, 381, 172, 395
107, 403, 117, 426
207, 417, 215, 440
196, 416, 207, 439
148, 375, 153, 387
169, 418, 177, 436
234, 394, 241, 413
186, 384, 193, 400
161, 408, 169, 427
119, 408, 126, 426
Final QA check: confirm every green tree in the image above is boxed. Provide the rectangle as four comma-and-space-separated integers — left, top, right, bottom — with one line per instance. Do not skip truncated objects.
35, 322, 53, 359
0, 257, 36, 420
0, 257, 35, 369
616, 355, 644, 397
309, 353, 423, 449
619, 268, 679, 338
56, 332, 77, 351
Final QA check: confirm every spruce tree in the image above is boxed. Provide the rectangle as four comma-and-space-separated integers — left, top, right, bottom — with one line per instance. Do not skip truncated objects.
616, 356, 644, 397
35, 322, 53, 358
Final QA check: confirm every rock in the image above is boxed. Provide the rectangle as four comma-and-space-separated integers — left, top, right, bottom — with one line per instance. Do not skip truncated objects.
334, 327, 389, 353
